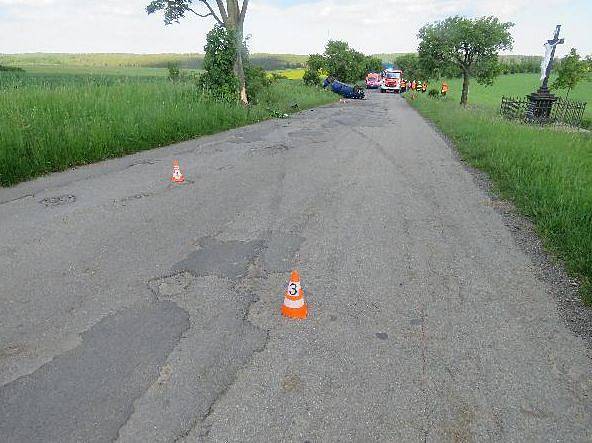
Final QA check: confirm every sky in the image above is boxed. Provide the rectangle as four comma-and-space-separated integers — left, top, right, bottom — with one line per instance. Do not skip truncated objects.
0, 0, 591, 57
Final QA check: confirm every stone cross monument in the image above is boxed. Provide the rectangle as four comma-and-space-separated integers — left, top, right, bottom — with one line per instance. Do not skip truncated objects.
527, 25, 565, 121
539, 25, 565, 94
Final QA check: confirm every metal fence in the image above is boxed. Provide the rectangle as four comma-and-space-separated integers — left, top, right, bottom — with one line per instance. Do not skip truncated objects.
500, 96, 587, 127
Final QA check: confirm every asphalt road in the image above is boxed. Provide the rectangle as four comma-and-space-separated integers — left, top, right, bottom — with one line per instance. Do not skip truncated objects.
1, 91, 591, 442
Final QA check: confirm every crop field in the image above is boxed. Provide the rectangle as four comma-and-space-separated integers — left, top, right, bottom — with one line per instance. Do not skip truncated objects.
0, 67, 336, 187
270, 68, 306, 80
409, 73, 592, 302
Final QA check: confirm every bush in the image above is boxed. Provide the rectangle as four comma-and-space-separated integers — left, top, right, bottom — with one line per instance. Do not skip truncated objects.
428, 88, 440, 98
303, 69, 321, 86
245, 65, 271, 103
168, 63, 181, 81
198, 25, 274, 104
199, 25, 239, 102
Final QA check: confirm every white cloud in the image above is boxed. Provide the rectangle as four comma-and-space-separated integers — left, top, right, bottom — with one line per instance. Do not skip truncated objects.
0, 0, 590, 56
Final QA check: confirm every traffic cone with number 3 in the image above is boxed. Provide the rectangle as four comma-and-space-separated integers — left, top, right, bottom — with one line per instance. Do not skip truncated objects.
281, 270, 307, 319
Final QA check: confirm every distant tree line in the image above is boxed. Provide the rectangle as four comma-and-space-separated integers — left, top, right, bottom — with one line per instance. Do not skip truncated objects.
498, 55, 542, 74
394, 52, 590, 80
0, 65, 24, 72
394, 53, 546, 80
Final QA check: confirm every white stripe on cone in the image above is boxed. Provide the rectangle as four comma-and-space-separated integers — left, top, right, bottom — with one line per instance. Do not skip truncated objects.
283, 297, 304, 309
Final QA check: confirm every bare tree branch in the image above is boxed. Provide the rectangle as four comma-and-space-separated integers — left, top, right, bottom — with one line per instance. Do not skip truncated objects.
195, 0, 223, 25
188, 7, 216, 21
215, 0, 228, 23
239, 0, 249, 24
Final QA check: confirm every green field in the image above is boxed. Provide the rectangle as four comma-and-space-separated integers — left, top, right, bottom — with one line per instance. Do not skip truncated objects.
435, 73, 592, 125
14, 64, 188, 77
409, 73, 592, 303
0, 67, 336, 187
0, 52, 308, 71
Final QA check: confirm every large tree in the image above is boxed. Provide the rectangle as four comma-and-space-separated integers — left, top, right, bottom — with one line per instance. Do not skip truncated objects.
418, 16, 513, 105
304, 40, 383, 85
147, 0, 250, 104
394, 53, 423, 79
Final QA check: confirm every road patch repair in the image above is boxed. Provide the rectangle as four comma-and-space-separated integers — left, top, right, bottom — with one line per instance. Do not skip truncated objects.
0, 302, 189, 443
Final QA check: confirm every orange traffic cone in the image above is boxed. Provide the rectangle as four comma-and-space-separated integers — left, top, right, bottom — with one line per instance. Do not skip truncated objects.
171, 160, 185, 183
281, 270, 307, 319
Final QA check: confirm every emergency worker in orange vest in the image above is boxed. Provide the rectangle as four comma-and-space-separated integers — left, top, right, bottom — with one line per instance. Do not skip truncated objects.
411, 80, 416, 90
421, 81, 427, 93
401, 79, 407, 92
441, 82, 449, 96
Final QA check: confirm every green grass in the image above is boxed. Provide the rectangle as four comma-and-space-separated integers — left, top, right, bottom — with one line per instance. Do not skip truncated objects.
436, 73, 592, 125
0, 69, 336, 187
409, 83, 592, 303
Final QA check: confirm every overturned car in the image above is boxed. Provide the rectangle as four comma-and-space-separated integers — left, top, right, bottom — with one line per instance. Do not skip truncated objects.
323, 77, 365, 100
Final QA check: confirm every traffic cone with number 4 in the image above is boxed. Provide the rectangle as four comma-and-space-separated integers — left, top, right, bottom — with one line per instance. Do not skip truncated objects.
171, 160, 185, 184
281, 270, 307, 319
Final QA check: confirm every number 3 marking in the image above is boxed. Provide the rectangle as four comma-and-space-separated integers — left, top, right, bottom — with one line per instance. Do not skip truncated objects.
288, 283, 298, 296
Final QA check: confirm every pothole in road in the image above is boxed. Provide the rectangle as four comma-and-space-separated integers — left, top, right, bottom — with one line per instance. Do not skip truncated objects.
248, 143, 294, 155
281, 374, 302, 392
148, 272, 194, 300
334, 115, 386, 128
172, 237, 265, 281
115, 192, 153, 207
264, 144, 292, 153
125, 159, 157, 170
171, 233, 305, 281
39, 194, 76, 207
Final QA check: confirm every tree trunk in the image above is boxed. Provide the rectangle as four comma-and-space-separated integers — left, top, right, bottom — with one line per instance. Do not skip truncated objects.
225, 1, 248, 105
460, 70, 470, 106
234, 30, 248, 105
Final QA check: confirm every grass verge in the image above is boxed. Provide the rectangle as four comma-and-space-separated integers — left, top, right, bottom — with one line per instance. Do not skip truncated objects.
410, 94, 592, 303
0, 73, 336, 186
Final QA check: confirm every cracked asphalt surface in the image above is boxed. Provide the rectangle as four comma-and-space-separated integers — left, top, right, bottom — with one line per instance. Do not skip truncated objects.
1, 92, 591, 442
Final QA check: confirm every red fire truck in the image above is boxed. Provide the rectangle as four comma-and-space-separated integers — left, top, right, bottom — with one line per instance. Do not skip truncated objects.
380, 68, 403, 93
